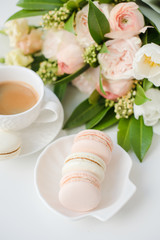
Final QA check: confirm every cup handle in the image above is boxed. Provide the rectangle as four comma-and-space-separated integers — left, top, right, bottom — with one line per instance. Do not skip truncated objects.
36, 101, 60, 123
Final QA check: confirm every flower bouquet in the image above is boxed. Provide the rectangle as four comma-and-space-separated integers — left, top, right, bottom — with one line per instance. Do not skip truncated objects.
1, 0, 160, 162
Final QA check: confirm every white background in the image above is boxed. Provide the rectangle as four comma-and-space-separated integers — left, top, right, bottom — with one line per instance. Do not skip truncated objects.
0, 1, 160, 239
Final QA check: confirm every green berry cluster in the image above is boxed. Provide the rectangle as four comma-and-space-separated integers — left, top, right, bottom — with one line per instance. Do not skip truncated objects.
37, 60, 58, 84
83, 44, 101, 67
105, 99, 115, 108
114, 89, 136, 119
42, 6, 71, 29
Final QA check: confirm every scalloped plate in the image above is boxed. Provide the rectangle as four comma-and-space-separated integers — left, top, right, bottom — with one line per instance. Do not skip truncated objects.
34, 134, 136, 221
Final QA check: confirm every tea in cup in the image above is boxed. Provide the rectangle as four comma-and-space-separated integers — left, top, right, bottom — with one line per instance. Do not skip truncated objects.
0, 66, 61, 131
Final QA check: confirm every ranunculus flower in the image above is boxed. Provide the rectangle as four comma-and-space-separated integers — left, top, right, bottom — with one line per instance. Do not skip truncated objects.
98, 37, 141, 81
5, 49, 33, 66
5, 19, 29, 47
106, 2, 145, 39
134, 88, 160, 127
72, 67, 100, 94
133, 43, 160, 87
17, 29, 43, 55
42, 29, 84, 75
96, 78, 133, 100
75, 2, 112, 48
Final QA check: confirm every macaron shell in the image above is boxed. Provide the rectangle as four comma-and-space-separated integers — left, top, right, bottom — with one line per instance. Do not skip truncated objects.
0, 147, 21, 160
0, 131, 21, 153
71, 139, 112, 165
62, 152, 106, 182
0, 131, 21, 160
59, 179, 101, 212
74, 130, 113, 152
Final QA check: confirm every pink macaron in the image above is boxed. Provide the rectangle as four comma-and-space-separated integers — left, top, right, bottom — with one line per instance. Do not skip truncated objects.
71, 130, 113, 165
59, 171, 101, 212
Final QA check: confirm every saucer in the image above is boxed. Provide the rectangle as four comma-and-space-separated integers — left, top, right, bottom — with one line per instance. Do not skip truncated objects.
19, 87, 64, 157
34, 134, 136, 221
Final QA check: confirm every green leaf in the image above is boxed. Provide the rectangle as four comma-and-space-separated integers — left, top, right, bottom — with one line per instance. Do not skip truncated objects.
0, 58, 5, 63
118, 117, 132, 152
0, 30, 7, 35
31, 55, 47, 72
100, 43, 108, 53
88, 89, 100, 104
17, 0, 63, 10
54, 83, 68, 101
141, 30, 148, 45
141, 0, 160, 14
98, 0, 113, 3
7, 9, 48, 21
64, 99, 104, 129
88, 0, 110, 44
66, 0, 87, 10
93, 108, 118, 130
130, 115, 153, 162
64, 12, 75, 34
99, 72, 106, 96
146, 28, 160, 44
86, 106, 110, 129
138, 0, 160, 32
135, 83, 151, 105
143, 78, 153, 91
53, 64, 90, 85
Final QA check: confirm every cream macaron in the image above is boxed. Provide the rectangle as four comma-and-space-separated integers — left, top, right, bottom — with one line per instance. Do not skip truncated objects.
62, 152, 106, 182
0, 130, 21, 160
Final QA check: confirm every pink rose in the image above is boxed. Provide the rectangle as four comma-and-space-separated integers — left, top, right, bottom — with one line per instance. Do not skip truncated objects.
98, 37, 141, 81
17, 29, 43, 55
75, 2, 112, 47
96, 78, 133, 100
43, 30, 84, 75
106, 2, 145, 39
72, 67, 100, 94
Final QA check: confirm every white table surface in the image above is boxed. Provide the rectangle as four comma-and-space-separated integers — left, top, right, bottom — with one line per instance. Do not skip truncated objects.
0, 1, 160, 239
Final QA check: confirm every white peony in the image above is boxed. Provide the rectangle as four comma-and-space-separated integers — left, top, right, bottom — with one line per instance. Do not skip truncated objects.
72, 67, 100, 94
133, 43, 160, 86
5, 49, 33, 67
5, 19, 29, 47
134, 88, 160, 126
75, 2, 112, 48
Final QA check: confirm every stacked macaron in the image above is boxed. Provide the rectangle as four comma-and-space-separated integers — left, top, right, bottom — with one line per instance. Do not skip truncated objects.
59, 129, 113, 212
0, 130, 21, 160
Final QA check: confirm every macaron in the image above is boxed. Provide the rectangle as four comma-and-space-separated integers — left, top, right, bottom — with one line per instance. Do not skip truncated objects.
62, 152, 106, 182
59, 171, 101, 212
0, 130, 21, 160
71, 130, 113, 165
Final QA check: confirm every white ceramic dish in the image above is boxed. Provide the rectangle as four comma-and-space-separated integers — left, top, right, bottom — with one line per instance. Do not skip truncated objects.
34, 134, 136, 221
18, 87, 64, 157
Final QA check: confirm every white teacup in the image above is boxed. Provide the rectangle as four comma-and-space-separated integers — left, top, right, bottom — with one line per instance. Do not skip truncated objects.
0, 66, 60, 131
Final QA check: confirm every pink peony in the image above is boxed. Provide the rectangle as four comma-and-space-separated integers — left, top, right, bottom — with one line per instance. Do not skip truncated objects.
98, 37, 141, 81
75, 2, 112, 47
96, 78, 133, 100
17, 29, 43, 55
106, 2, 145, 39
72, 67, 100, 94
43, 29, 84, 75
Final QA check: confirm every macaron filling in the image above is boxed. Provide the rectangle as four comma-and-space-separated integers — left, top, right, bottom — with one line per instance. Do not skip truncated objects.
64, 153, 106, 171
60, 172, 100, 189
